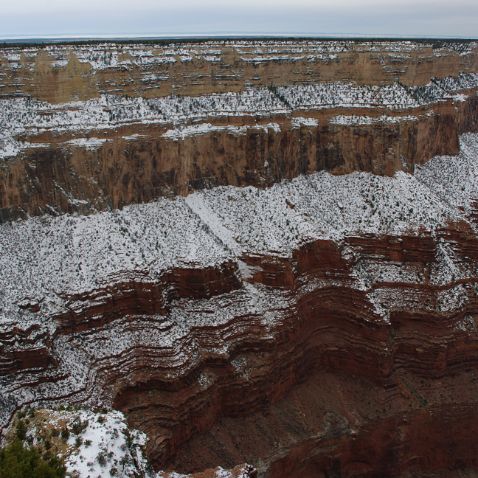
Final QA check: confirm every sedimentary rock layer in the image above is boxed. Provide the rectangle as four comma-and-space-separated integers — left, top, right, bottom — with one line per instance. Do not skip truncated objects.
1, 127, 478, 476
1, 40, 477, 100
0, 40, 477, 221
2, 39, 478, 477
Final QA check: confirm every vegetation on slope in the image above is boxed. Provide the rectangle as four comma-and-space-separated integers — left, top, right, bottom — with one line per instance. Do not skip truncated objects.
0, 439, 65, 478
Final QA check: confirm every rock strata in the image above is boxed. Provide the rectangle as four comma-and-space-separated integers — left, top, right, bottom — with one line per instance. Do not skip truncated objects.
0, 40, 477, 221
1, 39, 478, 477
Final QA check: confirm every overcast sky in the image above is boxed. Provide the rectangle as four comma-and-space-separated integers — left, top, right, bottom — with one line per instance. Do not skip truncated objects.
0, 0, 477, 39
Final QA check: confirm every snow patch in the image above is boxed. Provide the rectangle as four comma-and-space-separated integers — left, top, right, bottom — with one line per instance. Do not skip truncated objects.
291, 116, 319, 128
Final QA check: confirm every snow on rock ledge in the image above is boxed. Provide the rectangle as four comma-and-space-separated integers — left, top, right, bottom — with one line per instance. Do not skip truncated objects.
9, 407, 256, 478
1, 133, 478, 326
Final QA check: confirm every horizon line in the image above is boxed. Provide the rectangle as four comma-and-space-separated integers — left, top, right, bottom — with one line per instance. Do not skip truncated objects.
1, 32, 477, 45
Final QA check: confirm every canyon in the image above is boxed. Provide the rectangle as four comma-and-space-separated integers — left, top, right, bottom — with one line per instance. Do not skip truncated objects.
0, 38, 478, 477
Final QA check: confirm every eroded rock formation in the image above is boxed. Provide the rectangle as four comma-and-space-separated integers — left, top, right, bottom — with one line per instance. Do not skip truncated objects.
1, 40, 478, 221
1, 39, 478, 477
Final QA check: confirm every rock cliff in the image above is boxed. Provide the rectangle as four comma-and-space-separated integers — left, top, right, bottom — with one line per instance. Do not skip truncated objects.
1, 40, 478, 221
1, 39, 478, 477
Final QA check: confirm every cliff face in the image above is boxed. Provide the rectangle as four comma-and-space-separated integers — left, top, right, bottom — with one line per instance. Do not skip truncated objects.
1, 39, 478, 478
1, 40, 478, 221
1, 41, 477, 101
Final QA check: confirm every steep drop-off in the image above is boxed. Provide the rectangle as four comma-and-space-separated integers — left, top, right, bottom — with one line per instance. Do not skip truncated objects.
1, 39, 478, 478
0, 40, 478, 221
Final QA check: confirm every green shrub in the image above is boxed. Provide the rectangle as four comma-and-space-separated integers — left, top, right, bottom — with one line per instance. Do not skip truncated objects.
60, 428, 69, 441
70, 419, 88, 436
0, 439, 65, 478
15, 421, 27, 441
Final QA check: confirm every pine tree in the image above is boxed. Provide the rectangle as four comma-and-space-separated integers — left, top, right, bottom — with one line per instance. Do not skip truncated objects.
0, 439, 65, 478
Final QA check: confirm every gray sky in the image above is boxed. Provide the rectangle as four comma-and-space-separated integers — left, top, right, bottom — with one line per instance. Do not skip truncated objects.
0, 0, 477, 39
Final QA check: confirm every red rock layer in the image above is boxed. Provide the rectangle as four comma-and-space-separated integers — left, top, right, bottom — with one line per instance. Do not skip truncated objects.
102, 232, 474, 476
2, 223, 476, 476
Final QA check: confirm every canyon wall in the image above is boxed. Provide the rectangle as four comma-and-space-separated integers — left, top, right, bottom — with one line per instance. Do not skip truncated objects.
0, 40, 477, 221
1, 39, 478, 478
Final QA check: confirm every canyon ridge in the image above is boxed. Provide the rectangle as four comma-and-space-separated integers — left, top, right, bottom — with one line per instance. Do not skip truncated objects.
1, 38, 478, 477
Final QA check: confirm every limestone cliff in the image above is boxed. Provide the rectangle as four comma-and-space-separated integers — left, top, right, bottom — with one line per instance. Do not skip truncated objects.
0, 40, 477, 221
